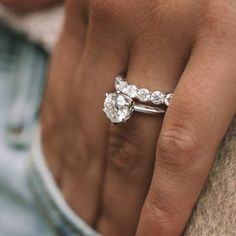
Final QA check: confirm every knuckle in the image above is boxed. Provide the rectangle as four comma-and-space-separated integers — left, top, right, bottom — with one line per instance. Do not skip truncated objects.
107, 124, 148, 174
108, 140, 139, 174
158, 125, 201, 170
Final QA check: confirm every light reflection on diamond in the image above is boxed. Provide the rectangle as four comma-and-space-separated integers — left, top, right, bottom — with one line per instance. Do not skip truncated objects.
137, 88, 150, 102
125, 85, 137, 98
103, 93, 133, 123
115, 77, 128, 94
165, 94, 173, 106
151, 91, 165, 105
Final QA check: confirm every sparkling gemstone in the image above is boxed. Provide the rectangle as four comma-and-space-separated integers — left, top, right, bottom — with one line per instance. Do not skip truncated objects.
103, 93, 133, 123
115, 76, 128, 93
165, 93, 173, 106
125, 84, 137, 98
116, 94, 127, 107
150, 91, 165, 105
137, 88, 150, 102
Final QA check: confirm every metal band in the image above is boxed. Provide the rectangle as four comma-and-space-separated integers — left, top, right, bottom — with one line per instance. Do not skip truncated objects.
103, 92, 166, 124
103, 75, 174, 124
133, 103, 165, 114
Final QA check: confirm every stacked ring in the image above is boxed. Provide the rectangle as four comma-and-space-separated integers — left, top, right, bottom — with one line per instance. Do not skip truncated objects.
103, 75, 173, 124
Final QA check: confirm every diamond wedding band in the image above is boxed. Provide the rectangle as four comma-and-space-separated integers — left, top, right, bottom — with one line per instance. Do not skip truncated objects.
103, 75, 173, 124
115, 76, 173, 106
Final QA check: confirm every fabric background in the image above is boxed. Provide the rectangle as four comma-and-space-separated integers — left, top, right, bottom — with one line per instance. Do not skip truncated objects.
0, 4, 64, 51
0, 3, 235, 236
0, 23, 52, 236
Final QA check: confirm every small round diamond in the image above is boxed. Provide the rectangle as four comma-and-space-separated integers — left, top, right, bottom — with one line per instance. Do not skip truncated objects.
137, 88, 150, 102
103, 93, 133, 123
125, 84, 137, 98
165, 93, 173, 106
150, 91, 165, 105
115, 76, 128, 93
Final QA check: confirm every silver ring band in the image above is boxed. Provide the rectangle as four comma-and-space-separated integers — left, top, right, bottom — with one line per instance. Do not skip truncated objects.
133, 103, 165, 114
115, 75, 173, 106
103, 92, 165, 124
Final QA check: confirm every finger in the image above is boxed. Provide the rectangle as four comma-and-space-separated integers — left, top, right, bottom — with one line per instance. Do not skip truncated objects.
41, 0, 88, 181
59, 12, 129, 225
97, 33, 191, 236
136, 37, 236, 236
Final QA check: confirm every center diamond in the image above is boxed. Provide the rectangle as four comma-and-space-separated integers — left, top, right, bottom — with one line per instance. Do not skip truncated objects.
103, 92, 133, 123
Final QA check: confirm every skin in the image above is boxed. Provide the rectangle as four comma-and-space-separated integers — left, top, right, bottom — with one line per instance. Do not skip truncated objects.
3, 0, 236, 235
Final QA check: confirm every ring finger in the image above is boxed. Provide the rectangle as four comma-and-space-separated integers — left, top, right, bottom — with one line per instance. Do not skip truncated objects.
97, 33, 191, 236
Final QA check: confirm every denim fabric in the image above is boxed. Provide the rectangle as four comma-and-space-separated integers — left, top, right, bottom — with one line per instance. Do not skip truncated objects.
0, 23, 98, 236
0, 22, 53, 236
29, 128, 99, 236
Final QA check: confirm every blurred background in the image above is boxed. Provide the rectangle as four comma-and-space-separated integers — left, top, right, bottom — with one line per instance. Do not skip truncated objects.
0, 3, 63, 235
0, 2, 235, 236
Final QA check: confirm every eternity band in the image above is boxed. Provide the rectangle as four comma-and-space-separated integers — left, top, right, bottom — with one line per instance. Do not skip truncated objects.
115, 75, 173, 106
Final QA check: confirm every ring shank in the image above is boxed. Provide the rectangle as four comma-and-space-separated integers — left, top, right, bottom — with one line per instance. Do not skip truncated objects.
133, 103, 165, 114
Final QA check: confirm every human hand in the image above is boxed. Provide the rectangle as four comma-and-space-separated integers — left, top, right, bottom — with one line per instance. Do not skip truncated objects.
41, 0, 236, 235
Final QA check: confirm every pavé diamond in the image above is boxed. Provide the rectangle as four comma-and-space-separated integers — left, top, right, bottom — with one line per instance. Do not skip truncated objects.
137, 88, 150, 102
103, 93, 133, 123
165, 93, 173, 106
115, 76, 128, 93
151, 91, 165, 105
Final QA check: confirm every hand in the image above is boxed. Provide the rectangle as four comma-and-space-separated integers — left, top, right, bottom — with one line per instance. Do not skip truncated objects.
41, 0, 236, 235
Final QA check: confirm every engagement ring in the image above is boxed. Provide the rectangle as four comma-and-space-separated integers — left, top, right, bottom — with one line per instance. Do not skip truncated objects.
103, 75, 173, 124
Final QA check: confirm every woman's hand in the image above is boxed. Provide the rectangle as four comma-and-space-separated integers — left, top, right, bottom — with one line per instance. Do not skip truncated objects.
41, 0, 236, 235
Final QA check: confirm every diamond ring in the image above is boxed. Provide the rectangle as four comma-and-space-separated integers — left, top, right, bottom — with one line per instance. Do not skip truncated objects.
103, 92, 165, 124
115, 75, 173, 106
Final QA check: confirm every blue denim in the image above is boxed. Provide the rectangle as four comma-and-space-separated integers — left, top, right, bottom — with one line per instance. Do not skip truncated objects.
0, 22, 53, 236
0, 23, 98, 236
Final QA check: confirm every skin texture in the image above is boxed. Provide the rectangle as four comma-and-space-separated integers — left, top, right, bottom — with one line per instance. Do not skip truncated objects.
7, 0, 236, 235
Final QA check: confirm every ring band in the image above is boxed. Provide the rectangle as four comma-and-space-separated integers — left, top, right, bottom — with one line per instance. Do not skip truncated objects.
103, 92, 165, 124
133, 103, 165, 114
115, 75, 173, 106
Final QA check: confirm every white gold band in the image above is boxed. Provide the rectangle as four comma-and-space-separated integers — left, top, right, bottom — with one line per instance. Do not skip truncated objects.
133, 103, 165, 114
103, 92, 166, 124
